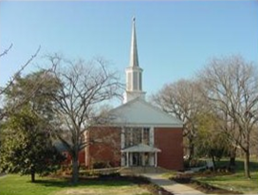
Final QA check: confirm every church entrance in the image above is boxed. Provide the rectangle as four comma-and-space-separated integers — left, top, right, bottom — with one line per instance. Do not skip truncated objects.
123, 152, 156, 167
121, 143, 161, 167
132, 153, 142, 166
131, 152, 150, 166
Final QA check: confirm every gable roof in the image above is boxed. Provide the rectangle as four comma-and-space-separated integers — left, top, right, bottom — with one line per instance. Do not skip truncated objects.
108, 98, 183, 128
121, 143, 161, 153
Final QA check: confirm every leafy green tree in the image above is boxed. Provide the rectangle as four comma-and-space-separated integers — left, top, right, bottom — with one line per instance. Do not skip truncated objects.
195, 112, 230, 169
0, 45, 41, 120
4, 70, 59, 121
0, 107, 64, 182
0, 70, 64, 182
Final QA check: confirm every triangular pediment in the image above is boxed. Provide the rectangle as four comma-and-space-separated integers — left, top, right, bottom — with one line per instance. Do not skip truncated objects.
108, 98, 183, 127
121, 143, 161, 153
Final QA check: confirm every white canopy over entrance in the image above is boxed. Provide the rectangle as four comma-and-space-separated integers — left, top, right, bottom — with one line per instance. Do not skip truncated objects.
121, 144, 161, 167
122, 143, 161, 153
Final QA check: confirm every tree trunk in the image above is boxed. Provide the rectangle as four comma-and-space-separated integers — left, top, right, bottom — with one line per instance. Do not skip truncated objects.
244, 144, 251, 178
211, 154, 216, 171
31, 168, 35, 182
229, 156, 236, 166
229, 148, 236, 167
71, 155, 79, 184
188, 138, 195, 161
244, 151, 251, 178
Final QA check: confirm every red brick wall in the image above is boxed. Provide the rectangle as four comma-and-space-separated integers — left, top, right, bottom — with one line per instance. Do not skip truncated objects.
154, 127, 183, 170
62, 150, 85, 166
86, 126, 121, 168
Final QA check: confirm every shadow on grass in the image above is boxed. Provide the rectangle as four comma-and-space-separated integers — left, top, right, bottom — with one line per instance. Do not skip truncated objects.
216, 159, 258, 172
33, 176, 135, 188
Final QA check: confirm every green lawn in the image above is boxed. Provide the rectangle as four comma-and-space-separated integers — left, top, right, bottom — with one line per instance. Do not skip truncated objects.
0, 174, 152, 195
195, 159, 258, 194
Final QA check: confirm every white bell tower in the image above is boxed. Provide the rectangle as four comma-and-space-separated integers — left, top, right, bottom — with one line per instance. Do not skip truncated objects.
123, 17, 146, 103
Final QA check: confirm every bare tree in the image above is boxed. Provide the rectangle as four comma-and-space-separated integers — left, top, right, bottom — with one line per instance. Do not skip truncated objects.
198, 55, 258, 178
48, 54, 122, 184
151, 79, 203, 160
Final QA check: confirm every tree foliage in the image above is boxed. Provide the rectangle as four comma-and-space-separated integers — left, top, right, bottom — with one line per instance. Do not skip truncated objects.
0, 45, 41, 120
194, 112, 230, 168
153, 55, 258, 178
0, 107, 64, 182
198, 55, 258, 178
0, 70, 64, 182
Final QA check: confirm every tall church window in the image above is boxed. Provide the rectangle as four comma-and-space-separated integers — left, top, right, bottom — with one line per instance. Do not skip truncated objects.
143, 128, 150, 145
132, 127, 142, 145
125, 128, 132, 147
124, 127, 150, 147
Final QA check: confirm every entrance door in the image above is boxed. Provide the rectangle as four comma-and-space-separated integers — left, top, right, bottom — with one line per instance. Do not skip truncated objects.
132, 153, 142, 166
144, 152, 149, 166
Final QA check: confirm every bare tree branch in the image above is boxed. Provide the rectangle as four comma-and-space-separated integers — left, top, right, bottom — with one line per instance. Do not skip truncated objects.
46, 54, 123, 183
0, 44, 13, 58
151, 79, 204, 160
0, 46, 41, 96
198, 55, 258, 178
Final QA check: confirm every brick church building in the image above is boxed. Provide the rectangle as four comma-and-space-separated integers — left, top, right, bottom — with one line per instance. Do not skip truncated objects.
83, 18, 184, 170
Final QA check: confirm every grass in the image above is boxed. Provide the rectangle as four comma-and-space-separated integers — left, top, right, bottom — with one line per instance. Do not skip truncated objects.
161, 171, 178, 179
195, 159, 258, 194
0, 174, 152, 195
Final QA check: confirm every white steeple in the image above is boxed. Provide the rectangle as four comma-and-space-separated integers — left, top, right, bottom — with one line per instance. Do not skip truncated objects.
129, 17, 139, 67
123, 17, 146, 104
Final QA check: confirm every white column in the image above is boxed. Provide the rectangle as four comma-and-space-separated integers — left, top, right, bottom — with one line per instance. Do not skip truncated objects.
121, 154, 125, 166
121, 127, 125, 148
130, 128, 133, 146
141, 128, 144, 144
149, 153, 154, 166
126, 152, 129, 167
150, 127, 154, 146
155, 152, 157, 167
130, 153, 133, 166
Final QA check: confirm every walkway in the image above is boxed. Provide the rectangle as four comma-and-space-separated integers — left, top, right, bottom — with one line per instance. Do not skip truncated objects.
142, 173, 205, 195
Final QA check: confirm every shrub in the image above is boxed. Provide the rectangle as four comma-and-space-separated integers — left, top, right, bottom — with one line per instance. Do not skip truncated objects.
92, 161, 109, 169
99, 172, 120, 178
184, 158, 206, 169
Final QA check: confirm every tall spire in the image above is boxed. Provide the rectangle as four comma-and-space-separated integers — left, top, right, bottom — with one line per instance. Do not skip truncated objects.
129, 17, 139, 67
123, 17, 146, 104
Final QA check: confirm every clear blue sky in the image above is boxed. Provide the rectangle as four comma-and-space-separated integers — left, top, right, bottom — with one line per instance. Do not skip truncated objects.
1, 1, 258, 100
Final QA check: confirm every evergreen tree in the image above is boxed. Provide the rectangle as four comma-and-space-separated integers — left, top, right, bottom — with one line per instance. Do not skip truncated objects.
0, 70, 64, 182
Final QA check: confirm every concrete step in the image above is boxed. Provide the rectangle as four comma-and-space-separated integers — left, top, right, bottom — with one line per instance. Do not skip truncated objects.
119, 166, 168, 175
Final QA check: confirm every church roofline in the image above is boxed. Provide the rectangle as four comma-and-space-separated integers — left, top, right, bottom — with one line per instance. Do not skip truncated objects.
108, 97, 184, 127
